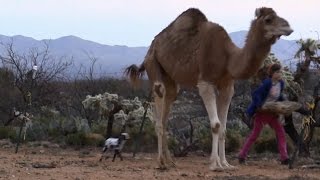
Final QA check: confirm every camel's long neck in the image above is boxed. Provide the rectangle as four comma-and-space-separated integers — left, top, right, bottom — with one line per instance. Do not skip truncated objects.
228, 29, 271, 79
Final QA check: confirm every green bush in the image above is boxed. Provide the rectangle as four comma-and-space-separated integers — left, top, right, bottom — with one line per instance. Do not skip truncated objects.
167, 136, 178, 151
253, 127, 278, 153
197, 128, 212, 153
85, 133, 105, 146
65, 132, 105, 147
125, 120, 157, 152
0, 126, 16, 141
191, 127, 243, 153
311, 129, 320, 154
91, 123, 107, 135
226, 129, 242, 153
65, 132, 87, 146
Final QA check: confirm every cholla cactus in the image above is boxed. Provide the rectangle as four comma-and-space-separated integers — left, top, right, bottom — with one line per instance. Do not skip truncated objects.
114, 110, 128, 126
82, 93, 119, 118
127, 106, 153, 122
82, 92, 152, 125
295, 38, 319, 59
251, 53, 302, 98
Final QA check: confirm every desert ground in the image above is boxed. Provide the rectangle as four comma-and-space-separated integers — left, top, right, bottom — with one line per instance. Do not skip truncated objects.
0, 143, 320, 180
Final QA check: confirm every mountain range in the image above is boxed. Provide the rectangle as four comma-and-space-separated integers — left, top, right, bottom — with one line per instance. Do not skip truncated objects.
0, 31, 299, 76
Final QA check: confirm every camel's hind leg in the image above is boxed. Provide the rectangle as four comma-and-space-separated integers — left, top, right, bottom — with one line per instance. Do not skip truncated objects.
145, 56, 177, 169
162, 81, 177, 167
217, 83, 235, 169
153, 79, 177, 169
197, 81, 222, 171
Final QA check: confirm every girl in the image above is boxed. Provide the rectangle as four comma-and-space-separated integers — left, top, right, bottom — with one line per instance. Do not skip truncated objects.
238, 63, 290, 165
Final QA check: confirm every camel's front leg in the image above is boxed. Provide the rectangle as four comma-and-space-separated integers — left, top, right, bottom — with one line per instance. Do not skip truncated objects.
217, 83, 235, 169
198, 82, 222, 171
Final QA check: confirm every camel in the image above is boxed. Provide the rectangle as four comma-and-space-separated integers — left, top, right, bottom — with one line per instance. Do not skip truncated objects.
125, 7, 293, 170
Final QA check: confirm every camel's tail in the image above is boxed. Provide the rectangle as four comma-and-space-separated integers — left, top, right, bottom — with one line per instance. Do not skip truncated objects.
124, 63, 145, 88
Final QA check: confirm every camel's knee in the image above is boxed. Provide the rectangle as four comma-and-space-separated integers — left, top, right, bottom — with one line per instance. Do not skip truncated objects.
218, 130, 226, 141
154, 82, 165, 98
156, 124, 164, 136
211, 122, 221, 134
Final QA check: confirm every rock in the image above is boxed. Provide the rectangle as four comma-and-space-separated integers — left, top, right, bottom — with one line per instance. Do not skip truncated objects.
49, 143, 60, 148
32, 162, 57, 168
2, 144, 13, 148
0, 139, 13, 148
41, 141, 51, 148
181, 173, 188, 177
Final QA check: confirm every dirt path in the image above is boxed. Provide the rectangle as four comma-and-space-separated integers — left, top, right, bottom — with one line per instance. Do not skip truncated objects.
0, 146, 319, 180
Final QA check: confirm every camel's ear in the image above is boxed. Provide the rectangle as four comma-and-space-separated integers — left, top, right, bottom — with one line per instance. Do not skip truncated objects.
255, 8, 261, 18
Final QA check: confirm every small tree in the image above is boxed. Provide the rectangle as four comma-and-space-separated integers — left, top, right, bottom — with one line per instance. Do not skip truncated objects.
292, 38, 320, 157
0, 40, 72, 125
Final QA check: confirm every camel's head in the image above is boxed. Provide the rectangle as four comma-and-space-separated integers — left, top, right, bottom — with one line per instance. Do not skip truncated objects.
254, 7, 293, 44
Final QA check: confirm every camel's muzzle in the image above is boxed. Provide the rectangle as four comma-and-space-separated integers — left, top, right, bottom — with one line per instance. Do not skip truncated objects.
281, 27, 293, 36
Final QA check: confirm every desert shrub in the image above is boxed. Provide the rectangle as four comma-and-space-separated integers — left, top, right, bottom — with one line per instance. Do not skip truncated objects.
226, 129, 243, 153
66, 132, 104, 147
185, 125, 244, 153
91, 123, 107, 135
168, 136, 178, 151
253, 127, 278, 153
65, 132, 87, 146
311, 128, 320, 154
0, 126, 16, 141
286, 135, 295, 154
85, 133, 105, 146
48, 128, 62, 138
197, 128, 212, 153
252, 127, 295, 154
125, 120, 157, 152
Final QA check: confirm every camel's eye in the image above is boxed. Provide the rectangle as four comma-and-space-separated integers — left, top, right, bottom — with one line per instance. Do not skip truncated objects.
265, 17, 272, 24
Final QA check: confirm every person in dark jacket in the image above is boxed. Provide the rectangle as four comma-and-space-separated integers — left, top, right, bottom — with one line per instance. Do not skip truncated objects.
238, 63, 290, 165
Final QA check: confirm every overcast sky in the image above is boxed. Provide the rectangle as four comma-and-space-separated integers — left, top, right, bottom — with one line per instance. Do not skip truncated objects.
0, 0, 319, 46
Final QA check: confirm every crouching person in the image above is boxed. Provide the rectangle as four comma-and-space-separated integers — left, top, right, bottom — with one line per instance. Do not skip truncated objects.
99, 133, 130, 162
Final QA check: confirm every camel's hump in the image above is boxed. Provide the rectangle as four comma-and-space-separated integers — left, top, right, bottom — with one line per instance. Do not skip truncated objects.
178, 8, 208, 22
155, 8, 208, 38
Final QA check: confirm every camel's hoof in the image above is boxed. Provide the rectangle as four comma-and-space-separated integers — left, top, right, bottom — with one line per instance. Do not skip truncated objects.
209, 162, 223, 171
222, 161, 236, 170
155, 166, 168, 171
209, 166, 224, 172
225, 165, 237, 170
170, 161, 176, 168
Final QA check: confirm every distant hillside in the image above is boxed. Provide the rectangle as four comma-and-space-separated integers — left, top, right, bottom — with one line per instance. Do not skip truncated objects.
0, 31, 299, 76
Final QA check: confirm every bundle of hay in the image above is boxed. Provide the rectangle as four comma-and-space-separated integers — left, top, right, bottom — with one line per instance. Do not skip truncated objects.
261, 101, 302, 115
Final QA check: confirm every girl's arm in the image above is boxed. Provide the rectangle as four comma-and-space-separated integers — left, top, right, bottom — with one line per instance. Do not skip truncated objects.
252, 79, 270, 108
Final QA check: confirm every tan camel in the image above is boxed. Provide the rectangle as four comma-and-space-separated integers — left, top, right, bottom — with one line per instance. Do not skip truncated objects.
125, 7, 293, 170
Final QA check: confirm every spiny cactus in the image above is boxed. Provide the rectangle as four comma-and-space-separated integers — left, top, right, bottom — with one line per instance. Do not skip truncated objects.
250, 53, 302, 98
82, 93, 152, 124
295, 38, 319, 59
